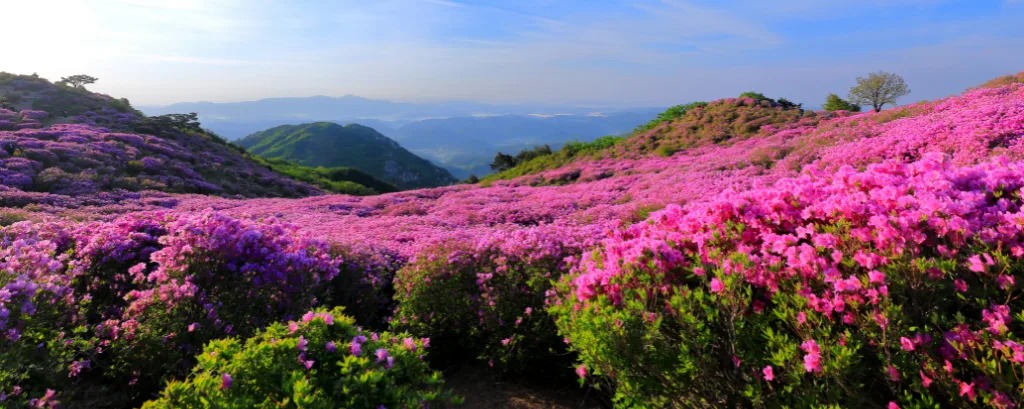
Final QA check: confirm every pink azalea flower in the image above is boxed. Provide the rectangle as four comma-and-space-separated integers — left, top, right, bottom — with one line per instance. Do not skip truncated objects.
710, 278, 725, 293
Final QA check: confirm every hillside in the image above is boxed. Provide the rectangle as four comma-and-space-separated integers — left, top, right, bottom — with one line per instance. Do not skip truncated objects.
1, 72, 141, 126
4, 73, 1024, 408
238, 122, 458, 189
0, 73, 398, 201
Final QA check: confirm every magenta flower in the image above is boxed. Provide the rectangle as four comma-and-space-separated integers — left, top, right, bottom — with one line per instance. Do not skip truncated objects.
920, 370, 932, 387
887, 365, 899, 381
710, 278, 724, 293
297, 336, 308, 351
221, 373, 232, 390
762, 365, 774, 381
899, 337, 914, 351
959, 381, 976, 399
375, 348, 388, 362
803, 353, 822, 373
576, 364, 587, 378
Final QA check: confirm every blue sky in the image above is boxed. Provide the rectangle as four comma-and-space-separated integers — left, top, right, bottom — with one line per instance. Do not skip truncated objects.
8, 0, 1024, 108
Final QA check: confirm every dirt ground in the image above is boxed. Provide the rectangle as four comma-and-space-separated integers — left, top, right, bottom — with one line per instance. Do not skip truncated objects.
444, 366, 608, 409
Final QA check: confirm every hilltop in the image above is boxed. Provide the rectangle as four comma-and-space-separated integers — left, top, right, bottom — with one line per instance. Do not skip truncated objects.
238, 122, 458, 189
0, 73, 399, 202
3, 72, 1024, 409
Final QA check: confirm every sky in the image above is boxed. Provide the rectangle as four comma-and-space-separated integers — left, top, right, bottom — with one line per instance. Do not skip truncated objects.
6, 0, 1024, 108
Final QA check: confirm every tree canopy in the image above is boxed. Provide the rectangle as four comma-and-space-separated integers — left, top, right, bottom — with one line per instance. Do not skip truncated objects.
848, 71, 910, 112
57, 74, 99, 90
823, 93, 862, 112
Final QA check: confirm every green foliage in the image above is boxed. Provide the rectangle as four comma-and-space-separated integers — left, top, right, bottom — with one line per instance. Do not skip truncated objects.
108, 97, 133, 113
142, 307, 459, 409
57, 74, 99, 90
848, 71, 911, 112
237, 122, 457, 189
562, 135, 624, 156
490, 145, 553, 173
135, 113, 204, 136
635, 102, 709, 133
738, 91, 775, 104
392, 243, 579, 380
483, 135, 625, 182
655, 145, 677, 157
776, 97, 802, 110
250, 156, 397, 195
490, 152, 518, 173
823, 93, 862, 112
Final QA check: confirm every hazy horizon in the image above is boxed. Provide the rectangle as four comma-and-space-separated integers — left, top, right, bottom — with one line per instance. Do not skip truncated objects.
8, 0, 1024, 108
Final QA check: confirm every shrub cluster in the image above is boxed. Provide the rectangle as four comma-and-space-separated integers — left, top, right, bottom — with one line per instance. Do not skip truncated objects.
141, 307, 458, 409
0, 211, 340, 407
553, 154, 1024, 408
392, 224, 602, 377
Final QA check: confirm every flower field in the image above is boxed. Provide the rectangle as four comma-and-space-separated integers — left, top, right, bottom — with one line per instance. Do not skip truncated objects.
2, 73, 1024, 408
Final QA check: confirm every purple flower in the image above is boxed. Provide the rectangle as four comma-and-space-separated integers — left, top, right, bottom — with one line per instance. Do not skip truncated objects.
221, 373, 233, 390
326, 341, 337, 352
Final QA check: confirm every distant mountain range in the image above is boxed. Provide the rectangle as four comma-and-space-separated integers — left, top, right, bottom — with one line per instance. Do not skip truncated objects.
140, 95, 662, 177
238, 122, 457, 189
141, 94, 657, 122
388, 112, 658, 177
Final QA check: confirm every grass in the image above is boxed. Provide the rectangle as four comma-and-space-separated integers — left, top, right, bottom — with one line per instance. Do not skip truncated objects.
249, 156, 399, 195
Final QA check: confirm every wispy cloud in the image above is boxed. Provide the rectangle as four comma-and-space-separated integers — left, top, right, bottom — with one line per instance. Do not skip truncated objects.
8, 0, 1022, 106
420, 0, 469, 8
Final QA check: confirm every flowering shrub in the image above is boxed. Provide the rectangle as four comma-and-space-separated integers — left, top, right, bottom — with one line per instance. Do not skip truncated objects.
553, 154, 1024, 408
141, 307, 458, 409
392, 224, 602, 375
0, 211, 339, 407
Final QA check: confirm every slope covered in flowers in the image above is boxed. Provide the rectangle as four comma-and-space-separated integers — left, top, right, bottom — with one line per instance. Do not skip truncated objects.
2, 73, 1024, 408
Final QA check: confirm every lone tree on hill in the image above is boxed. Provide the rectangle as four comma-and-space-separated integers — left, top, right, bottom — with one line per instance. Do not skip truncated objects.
58, 74, 99, 90
848, 71, 910, 112
490, 152, 517, 173
823, 93, 861, 112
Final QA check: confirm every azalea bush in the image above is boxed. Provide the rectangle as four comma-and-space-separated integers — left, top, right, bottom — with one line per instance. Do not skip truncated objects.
392, 225, 601, 376
0, 211, 339, 407
142, 307, 458, 409
553, 154, 1024, 408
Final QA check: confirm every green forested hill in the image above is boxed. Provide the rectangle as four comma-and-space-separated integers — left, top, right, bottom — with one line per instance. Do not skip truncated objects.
238, 122, 457, 189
